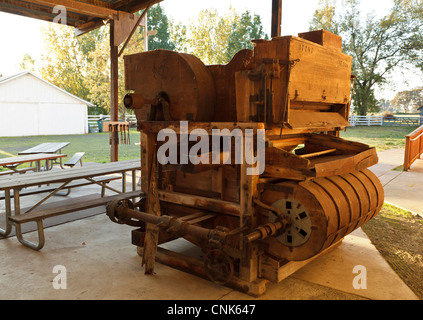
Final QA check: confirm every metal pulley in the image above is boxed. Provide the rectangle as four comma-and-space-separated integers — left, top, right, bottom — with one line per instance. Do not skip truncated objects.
204, 249, 234, 285
107, 198, 144, 227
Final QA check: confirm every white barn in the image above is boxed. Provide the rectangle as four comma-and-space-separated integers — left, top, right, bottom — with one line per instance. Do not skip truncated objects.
0, 72, 93, 137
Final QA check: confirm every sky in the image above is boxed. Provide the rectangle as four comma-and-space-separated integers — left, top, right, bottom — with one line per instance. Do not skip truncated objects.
0, 0, 421, 99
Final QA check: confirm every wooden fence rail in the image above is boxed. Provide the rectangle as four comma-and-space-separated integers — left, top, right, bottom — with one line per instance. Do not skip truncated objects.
404, 125, 423, 171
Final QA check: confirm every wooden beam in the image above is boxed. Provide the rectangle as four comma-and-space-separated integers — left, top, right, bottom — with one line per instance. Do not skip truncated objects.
0, 0, 87, 25
117, 5, 151, 55
74, 19, 105, 36
27, 0, 118, 19
110, 19, 119, 162
271, 0, 282, 38
122, 0, 162, 14
75, 0, 161, 35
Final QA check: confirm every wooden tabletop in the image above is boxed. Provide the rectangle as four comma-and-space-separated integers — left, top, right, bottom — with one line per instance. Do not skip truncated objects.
18, 142, 70, 155
0, 154, 67, 167
0, 159, 141, 190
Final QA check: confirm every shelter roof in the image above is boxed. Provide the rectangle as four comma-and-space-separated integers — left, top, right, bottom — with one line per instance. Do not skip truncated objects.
0, 0, 162, 35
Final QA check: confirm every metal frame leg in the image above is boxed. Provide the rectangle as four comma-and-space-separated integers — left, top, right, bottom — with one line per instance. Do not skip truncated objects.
15, 220, 45, 251
13, 190, 45, 250
0, 190, 12, 237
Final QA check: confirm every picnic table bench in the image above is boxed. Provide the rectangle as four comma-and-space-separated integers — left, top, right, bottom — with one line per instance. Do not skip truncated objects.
64, 152, 85, 168
0, 159, 142, 250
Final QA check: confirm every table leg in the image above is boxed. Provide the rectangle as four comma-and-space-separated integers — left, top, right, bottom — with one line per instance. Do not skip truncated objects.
13, 189, 45, 250
131, 169, 137, 203
122, 172, 127, 193
132, 170, 137, 191
0, 190, 12, 237
58, 150, 65, 169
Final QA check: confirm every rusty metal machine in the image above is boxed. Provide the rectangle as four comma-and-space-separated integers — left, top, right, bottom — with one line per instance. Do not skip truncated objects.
107, 30, 384, 296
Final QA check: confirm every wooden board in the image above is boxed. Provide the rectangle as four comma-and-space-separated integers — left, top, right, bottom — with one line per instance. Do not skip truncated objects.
10, 190, 142, 223
207, 49, 254, 122
0, 159, 141, 190
0, 154, 67, 167
298, 29, 343, 52
18, 142, 70, 155
102, 121, 130, 132
287, 111, 350, 130
236, 35, 352, 126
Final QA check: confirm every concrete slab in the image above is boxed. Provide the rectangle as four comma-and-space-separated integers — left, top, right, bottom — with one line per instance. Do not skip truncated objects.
0, 215, 418, 300
0, 160, 419, 300
369, 149, 423, 217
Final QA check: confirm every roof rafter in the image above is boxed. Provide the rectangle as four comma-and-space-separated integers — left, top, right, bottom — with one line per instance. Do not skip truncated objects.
27, 0, 118, 19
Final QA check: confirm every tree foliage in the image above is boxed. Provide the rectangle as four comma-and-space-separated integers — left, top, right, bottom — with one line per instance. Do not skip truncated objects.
147, 4, 175, 51
176, 7, 267, 64
20, 5, 268, 115
39, 24, 90, 104
19, 54, 36, 72
310, 0, 423, 115
390, 87, 423, 112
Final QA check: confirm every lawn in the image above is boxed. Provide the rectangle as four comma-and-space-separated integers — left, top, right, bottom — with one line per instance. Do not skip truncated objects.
0, 129, 141, 167
362, 203, 423, 299
340, 125, 419, 151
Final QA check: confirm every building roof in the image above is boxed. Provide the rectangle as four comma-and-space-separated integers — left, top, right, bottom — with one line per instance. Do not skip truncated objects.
0, 71, 95, 106
0, 0, 162, 35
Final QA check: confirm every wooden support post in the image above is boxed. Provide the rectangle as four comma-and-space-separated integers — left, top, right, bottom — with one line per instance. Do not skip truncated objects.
110, 19, 119, 162
239, 132, 260, 283
271, 0, 282, 38
140, 132, 161, 274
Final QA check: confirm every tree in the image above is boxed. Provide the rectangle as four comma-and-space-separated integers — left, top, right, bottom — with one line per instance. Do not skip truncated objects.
309, 0, 339, 34
184, 8, 233, 64
226, 10, 267, 61
39, 24, 90, 103
147, 3, 175, 51
19, 54, 36, 72
310, 0, 423, 115
38, 17, 146, 115
83, 24, 145, 115
181, 7, 267, 65
391, 87, 423, 113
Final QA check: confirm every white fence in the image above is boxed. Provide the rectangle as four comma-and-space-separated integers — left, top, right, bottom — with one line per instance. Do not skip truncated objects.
88, 114, 419, 131
349, 115, 422, 126
349, 115, 383, 126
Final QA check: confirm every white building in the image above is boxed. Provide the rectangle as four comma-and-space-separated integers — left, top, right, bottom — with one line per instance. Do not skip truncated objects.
0, 71, 93, 137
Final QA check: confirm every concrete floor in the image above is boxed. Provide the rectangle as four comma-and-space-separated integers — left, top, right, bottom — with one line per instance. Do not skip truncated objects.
369, 149, 423, 218
0, 156, 420, 300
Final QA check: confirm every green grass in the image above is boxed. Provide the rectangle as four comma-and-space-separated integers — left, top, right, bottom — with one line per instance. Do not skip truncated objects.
0, 129, 141, 167
381, 203, 422, 221
340, 126, 419, 151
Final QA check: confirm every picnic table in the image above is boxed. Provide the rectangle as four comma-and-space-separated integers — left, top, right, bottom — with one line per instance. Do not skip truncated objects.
0, 159, 143, 250
18, 142, 70, 169
0, 153, 67, 175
